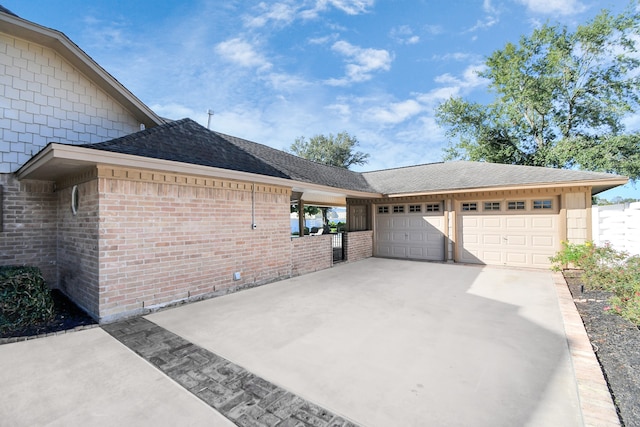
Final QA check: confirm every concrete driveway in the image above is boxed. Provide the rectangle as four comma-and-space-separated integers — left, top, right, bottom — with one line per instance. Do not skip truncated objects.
147, 258, 580, 426
2, 258, 616, 426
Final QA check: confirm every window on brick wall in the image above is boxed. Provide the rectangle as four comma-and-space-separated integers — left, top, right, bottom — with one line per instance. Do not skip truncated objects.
71, 185, 79, 215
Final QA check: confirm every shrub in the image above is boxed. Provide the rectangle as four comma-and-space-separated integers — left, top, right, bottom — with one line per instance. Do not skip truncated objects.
0, 266, 55, 334
549, 241, 594, 271
551, 243, 640, 326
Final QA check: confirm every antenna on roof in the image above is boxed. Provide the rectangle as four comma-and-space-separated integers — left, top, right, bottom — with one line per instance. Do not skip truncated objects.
207, 109, 214, 129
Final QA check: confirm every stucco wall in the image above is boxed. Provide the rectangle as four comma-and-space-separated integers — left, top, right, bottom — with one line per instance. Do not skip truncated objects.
57, 179, 100, 318
96, 167, 292, 321
345, 230, 373, 262
0, 174, 57, 284
0, 32, 141, 172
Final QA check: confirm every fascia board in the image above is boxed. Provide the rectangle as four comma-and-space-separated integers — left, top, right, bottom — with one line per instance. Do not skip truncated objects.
382, 179, 630, 198
18, 144, 383, 199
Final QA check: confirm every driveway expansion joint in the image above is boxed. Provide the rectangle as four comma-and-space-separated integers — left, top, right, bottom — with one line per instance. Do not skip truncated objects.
102, 317, 358, 427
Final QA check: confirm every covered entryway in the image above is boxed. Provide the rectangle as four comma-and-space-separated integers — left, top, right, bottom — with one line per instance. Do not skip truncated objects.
458, 198, 560, 268
374, 202, 445, 261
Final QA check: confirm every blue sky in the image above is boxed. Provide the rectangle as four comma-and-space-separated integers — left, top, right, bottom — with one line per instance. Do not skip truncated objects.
4, 0, 638, 200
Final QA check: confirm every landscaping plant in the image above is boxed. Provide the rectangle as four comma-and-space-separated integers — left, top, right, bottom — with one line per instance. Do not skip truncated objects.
551, 242, 640, 326
0, 266, 55, 334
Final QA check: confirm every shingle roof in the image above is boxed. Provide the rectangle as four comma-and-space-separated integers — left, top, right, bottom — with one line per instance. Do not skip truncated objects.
79, 119, 288, 179
79, 118, 376, 192
216, 131, 376, 192
363, 161, 623, 194
78, 118, 624, 196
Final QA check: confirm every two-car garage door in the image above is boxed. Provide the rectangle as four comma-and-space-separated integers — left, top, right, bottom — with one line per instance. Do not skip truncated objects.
374, 197, 560, 268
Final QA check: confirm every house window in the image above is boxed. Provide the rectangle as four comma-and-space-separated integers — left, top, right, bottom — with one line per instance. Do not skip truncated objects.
71, 185, 79, 216
393, 205, 405, 213
409, 204, 421, 213
507, 201, 526, 210
533, 199, 553, 209
378, 206, 389, 214
426, 203, 441, 212
484, 202, 501, 211
462, 202, 477, 211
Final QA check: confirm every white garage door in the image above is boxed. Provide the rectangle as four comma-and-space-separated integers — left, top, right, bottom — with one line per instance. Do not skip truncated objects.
375, 202, 445, 261
458, 199, 560, 268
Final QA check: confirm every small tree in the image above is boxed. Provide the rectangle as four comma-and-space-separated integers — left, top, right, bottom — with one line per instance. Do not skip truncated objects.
289, 132, 369, 168
289, 132, 369, 227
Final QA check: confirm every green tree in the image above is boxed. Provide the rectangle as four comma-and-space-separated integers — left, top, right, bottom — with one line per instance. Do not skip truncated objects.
436, 5, 640, 180
289, 132, 369, 168
289, 131, 369, 227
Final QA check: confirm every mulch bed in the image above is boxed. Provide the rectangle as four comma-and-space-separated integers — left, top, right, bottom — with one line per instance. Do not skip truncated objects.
563, 270, 640, 427
0, 289, 97, 341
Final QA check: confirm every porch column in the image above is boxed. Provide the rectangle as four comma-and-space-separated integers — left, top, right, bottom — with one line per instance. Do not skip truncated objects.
298, 200, 305, 237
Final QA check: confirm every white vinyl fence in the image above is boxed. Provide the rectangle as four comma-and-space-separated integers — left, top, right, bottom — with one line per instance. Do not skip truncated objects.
592, 202, 640, 256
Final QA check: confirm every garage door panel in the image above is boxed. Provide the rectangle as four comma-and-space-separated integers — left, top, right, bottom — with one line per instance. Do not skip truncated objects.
377, 231, 392, 242
506, 235, 527, 246
460, 212, 558, 268
409, 233, 425, 242
375, 209, 445, 261
392, 218, 408, 228
482, 234, 502, 245
481, 217, 501, 228
532, 235, 554, 247
506, 252, 527, 264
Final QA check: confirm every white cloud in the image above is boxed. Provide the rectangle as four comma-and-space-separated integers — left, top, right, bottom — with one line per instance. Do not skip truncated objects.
243, 2, 297, 28
366, 100, 423, 125
515, 0, 587, 15
432, 52, 478, 62
465, 15, 499, 33
214, 38, 272, 70
326, 40, 393, 85
300, 0, 374, 19
390, 25, 420, 45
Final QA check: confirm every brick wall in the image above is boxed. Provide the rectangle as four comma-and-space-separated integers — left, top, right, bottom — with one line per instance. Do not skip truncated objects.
0, 174, 57, 284
291, 235, 332, 276
57, 179, 100, 318
345, 230, 373, 262
0, 33, 141, 172
96, 167, 293, 321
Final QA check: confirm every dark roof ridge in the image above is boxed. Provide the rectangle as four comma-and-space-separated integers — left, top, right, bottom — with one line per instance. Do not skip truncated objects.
78, 118, 191, 148
0, 5, 18, 16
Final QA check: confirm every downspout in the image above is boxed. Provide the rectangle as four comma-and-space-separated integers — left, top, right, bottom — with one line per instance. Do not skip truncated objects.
251, 182, 257, 230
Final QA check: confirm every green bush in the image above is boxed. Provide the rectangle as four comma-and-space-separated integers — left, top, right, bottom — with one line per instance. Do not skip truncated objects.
0, 266, 55, 334
550, 243, 640, 326
549, 241, 595, 271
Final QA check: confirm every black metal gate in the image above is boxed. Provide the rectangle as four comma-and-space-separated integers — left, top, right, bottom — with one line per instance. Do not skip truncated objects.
332, 232, 344, 263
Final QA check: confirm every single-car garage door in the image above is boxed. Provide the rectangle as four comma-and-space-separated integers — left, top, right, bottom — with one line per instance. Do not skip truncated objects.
375, 202, 445, 261
458, 198, 560, 268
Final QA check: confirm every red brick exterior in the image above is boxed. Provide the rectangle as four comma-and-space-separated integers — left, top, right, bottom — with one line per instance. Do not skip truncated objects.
345, 230, 373, 262
291, 235, 332, 276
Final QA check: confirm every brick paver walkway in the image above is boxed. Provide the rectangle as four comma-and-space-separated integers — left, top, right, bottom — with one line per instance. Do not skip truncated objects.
102, 317, 358, 427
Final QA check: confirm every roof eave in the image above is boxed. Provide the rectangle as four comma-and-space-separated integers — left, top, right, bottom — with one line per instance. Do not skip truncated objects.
0, 12, 163, 129
382, 178, 629, 198
16, 144, 382, 199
